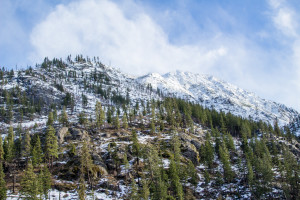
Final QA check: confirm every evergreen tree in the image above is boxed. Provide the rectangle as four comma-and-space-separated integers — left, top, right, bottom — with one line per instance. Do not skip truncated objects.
59, 106, 69, 126
39, 166, 52, 199
113, 113, 120, 130
203, 132, 214, 168
204, 169, 210, 185
140, 174, 150, 200
95, 101, 105, 129
23, 130, 31, 159
169, 156, 183, 200
150, 119, 155, 134
282, 148, 300, 199
132, 130, 140, 164
32, 135, 43, 167
241, 122, 251, 139
5, 126, 14, 162
15, 124, 22, 158
47, 112, 54, 126
0, 163, 6, 200
20, 160, 39, 200
146, 145, 167, 200
247, 160, 254, 186
45, 125, 58, 168
220, 115, 227, 134
219, 142, 234, 183
224, 132, 235, 151
78, 172, 86, 200
107, 107, 113, 124
68, 143, 76, 158
129, 177, 139, 200
53, 108, 57, 121
80, 140, 94, 188
122, 113, 128, 129
187, 160, 198, 186
78, 111, 88, 126
0, 137, 3, 161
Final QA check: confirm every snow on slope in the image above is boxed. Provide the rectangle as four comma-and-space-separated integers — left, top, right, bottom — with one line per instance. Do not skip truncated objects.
2, 60, 298, 129
136, 70, 299, 126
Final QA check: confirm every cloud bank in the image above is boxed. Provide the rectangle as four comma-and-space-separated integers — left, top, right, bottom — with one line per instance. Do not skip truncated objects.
29, 0, 300, 110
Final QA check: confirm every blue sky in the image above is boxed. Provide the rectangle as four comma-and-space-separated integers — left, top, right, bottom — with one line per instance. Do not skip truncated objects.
1, 0, 300, 111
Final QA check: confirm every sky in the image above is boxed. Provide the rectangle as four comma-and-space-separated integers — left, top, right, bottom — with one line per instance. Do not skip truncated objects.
1, 0, 300, 111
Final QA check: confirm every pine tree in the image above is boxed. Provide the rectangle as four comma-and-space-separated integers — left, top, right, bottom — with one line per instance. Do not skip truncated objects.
68, 143, 76, 158
23, 130, 31, 159
0, 137, 3, 161
5, 126, 14, 162
59, 106, 69, 126
220, 115, 227, 134
150, 119, 155, 134
140, 174, 150, 200
113, 113, 120, 130
246, 160, 254, 186
53, 108, 57, 121
146, 145, 167, 200
45, 125, 58, 168
204, 169, 210, 185
78, 111, 87, 126
132, 130, 140, 164
0, 163, 6, 200
39, 165, 52, 199
203, 132, 214, 168
80, 140, 94, 188
169, 156, 183, 200
219, 142, 234, 183
224, 132, 235, 151
282, 148, 299, 199
122, 113, 128, 129
187, 160, 198, 186
241, 122, 251, 139
47, 112, 54, 126
15, 124, 22, 158
95, 101, 105, 129
123, 153, 130, 184
129, 177, 139, 200
32, 135, 43, 167
20, 160, 39, 200
78, 172, 86, 200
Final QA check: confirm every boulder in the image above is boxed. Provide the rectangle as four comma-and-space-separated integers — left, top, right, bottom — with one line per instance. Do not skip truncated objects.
57, 127, 69, 144
182, 144, 200, 166
191, 140, 201, 151
69, 128, 89, 141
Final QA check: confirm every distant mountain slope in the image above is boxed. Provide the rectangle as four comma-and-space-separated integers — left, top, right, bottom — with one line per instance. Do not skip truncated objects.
137, 71, 299, 126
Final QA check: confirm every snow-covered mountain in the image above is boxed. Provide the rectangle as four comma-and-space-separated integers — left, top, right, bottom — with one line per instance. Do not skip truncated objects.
136, 70, 299, 126
2, 59, 299, 130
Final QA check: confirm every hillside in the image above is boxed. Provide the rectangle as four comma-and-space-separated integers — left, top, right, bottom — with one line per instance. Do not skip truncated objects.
0, 56, 299, 199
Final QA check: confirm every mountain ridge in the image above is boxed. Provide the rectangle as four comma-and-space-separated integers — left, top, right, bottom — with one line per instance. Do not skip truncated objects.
0, 57, 299, 134
136, 69, 299, 127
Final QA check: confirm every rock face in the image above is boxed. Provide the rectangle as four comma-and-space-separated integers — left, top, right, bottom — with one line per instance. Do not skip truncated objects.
57, 127, 69, 144
69, 128, 89, 141
182, 147, 200, 166
191, 140, 202, 152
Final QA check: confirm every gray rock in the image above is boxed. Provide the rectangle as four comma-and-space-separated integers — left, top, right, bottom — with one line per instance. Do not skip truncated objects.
56, 127, 69, 144
182, 147, 200, 166
191, 140, 201, 151
69, 128, 89, 141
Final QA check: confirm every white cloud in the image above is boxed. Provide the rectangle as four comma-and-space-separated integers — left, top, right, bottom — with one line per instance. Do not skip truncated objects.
30, 0, 229, 75
268, 0, 298, 37
267, 0, 300, 110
